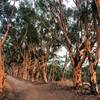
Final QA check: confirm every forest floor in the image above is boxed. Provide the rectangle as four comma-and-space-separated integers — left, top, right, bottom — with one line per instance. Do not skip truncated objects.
1, 75, 100, 100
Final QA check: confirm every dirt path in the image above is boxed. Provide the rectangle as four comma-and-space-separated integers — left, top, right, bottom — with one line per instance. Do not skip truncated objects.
3, 75, 100, 100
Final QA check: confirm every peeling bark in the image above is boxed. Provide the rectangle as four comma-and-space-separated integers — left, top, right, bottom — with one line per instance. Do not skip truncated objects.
42, 62, 47, 83
89, 55, 98, 94
23, 49, 30, 80
36, 60, 41, 81
0, 47, 4, 93
36, 56, 48, 83
95, 0, 100, 16
73, 51, 86, 88
84, 18, 98, 94
0, 25, 10, 93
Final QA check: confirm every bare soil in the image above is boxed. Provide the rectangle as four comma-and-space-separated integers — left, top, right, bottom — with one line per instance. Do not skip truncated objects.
1, 75, 100, 100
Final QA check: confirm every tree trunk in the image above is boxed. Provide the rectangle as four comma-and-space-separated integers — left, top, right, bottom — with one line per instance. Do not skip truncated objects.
36, 56, 48, 83
73, 65, 82, 88
96, 29, 100, 59
23, 49, 30, 80
36, 60, 41, 81
31, 62, 35, 82
42, 54, 48, 83
92, 10, 100, 59
17, 64, 23, 78
95, 0, 100, 16
93, 12, 100, 94
95, 20, 100, 61
42, 62, 47, 83
0, 25, 10, 93
31, 69, 34, 82
61, 54, 67, 81
73, 52, 86, 88
0, 47, 4, 93
89, 54, 98, 94
84, 18, 98, 94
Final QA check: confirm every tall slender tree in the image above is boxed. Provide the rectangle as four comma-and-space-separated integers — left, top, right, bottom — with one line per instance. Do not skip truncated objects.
0, 0, 16, 93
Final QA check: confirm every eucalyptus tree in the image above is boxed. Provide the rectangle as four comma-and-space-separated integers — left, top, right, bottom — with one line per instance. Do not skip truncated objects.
3, 0, 62, 82
0, 0, 16, 94
1, 0, 99, 95
73, 0, 100, 94
33, 0, 63, 82
42, 0, 87, 88
94, 0, 100, 62
40, 1, 99, 94
91, 0, 100, 94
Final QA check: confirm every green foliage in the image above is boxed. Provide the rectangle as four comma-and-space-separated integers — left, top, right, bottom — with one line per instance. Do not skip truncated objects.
65, 69, 73, 79
47, 64, 62, 81
68, 24, 79, 44
0, 0, 99, 87
65, 8, 73, 18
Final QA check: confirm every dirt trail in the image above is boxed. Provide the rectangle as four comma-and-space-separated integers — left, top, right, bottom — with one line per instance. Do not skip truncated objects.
3, 75, 100, 100
5, 75, 33, 92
